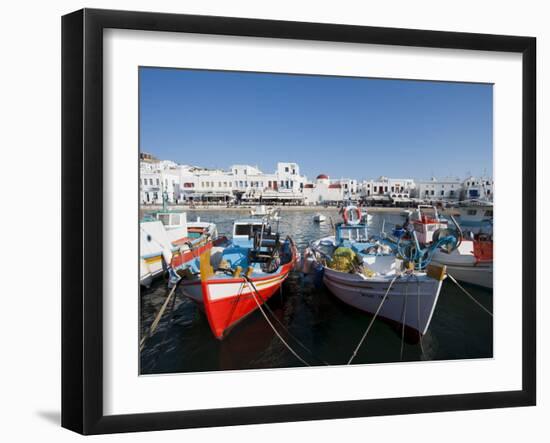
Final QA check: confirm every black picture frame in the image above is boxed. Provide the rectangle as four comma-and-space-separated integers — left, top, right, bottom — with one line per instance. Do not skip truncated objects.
62, 8, 536, 435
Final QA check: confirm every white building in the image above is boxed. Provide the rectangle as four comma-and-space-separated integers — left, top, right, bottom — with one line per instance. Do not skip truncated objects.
461, 176, 494, 201
173, 161, 307, 204
302, 174, 349, 205
139, 153, 494, 206
414, 177, 462, 202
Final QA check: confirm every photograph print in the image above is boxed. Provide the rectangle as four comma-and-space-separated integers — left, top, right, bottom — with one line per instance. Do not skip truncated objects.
138, 67, 494, 375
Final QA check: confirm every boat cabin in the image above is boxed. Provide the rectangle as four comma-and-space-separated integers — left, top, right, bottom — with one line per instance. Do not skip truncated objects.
149, 211, 187, 230
232, 218, 271, 249
409, 205, 448, 245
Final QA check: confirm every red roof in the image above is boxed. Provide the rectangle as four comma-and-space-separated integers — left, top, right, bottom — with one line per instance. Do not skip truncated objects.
328, 184, 341, 189
304, 184, 314, 188
316, 174, 329, 180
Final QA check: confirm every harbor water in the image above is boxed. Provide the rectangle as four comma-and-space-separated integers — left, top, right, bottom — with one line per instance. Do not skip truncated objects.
140, 209, 493, 374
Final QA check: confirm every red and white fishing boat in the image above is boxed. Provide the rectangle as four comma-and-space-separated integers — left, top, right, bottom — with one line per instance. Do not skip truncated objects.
408, 205, 448, 244
431, 233, 493, 289
140, 210, 219, 287
403, 205, 493, 289
180, 217, 297, 339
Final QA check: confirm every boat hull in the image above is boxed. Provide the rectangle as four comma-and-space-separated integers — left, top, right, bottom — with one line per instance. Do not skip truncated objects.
431, 240, 493, 289
181, 247, 297, 339
323, 268, 443, 335
431, 261, 492, 289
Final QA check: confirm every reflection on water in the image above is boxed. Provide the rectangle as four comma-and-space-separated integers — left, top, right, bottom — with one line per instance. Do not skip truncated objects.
140, 209, 493, 374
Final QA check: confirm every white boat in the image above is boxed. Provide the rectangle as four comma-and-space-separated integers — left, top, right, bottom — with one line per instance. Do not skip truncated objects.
310, 206, 451, 337
313, 213, 326, 223
453, 200, 493, 235
363, 213, 374, 224
140, 211, 218, 287
250, 204, 269, 216
431, 235, 493, 289
323, 260, 445, 335
405, 205, 493, 289
250, 205, 281, 221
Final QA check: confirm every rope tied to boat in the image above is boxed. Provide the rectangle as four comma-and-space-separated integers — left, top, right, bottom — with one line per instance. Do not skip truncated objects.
347, 273, 400, 365
243, 277, 311, 367
139, 277, 181, 351
447, 273, 493, 317
400, 275, 410, 361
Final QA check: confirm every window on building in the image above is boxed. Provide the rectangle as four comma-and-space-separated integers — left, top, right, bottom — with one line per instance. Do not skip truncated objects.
384, 186, 388, 192
425, 190, 429, 196
374, 186, 377, 192
450, 190, 455, 196
440, 190, 444, 196
280, 180, 284, 187
487, 189, 491, 195
285, 167, 289, 172
431, 190, 435, 195
292, 169, 296, 174
156, 178, 160, 185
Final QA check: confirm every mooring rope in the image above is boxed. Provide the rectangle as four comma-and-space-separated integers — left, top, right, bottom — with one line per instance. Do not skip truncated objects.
413, 273, 426, 358
400, 276, 410, 361
139, 281, 179, 351
244, 278, 311, 367
447, 273, 493, 317
243, 275, 329, 365
241, 276, 315, 358
347, 274, 400, 365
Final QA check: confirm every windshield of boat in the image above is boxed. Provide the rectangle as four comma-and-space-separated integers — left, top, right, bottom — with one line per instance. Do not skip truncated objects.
234, 223, 266, 237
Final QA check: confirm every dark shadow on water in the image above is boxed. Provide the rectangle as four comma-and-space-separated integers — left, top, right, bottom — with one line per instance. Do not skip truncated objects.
36, 410, 61, 425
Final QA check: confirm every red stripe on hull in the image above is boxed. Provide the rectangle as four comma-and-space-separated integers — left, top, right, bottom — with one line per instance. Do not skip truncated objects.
203, 275, 287, 339
170, 240, 212, 269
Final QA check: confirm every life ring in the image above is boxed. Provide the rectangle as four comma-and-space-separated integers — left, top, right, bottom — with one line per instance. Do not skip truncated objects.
343, 206, 361, 225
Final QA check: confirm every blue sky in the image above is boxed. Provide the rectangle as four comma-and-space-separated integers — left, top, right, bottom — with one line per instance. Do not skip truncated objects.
139, 67, 493, 180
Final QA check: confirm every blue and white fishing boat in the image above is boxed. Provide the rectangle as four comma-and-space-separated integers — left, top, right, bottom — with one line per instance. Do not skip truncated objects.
401, 204, 493, 289
307, 205, 457, 336
453, 200, 493, 235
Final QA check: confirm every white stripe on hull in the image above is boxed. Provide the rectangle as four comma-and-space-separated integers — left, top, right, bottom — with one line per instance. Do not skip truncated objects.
323, 268, 443, 335
433, 262, 493, 289
181, 275, 286, 303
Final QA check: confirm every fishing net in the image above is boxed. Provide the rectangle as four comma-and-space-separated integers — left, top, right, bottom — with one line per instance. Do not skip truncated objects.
329, 247, 361, 273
